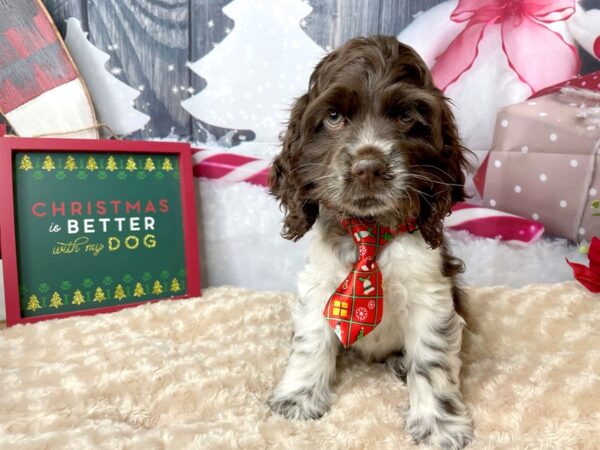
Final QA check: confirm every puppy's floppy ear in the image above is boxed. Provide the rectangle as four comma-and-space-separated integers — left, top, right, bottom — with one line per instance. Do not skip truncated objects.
418, 91, 471, 249
269, 93, 319, 241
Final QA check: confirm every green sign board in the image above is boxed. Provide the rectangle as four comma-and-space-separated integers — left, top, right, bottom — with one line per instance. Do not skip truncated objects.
0, 138, 201, 325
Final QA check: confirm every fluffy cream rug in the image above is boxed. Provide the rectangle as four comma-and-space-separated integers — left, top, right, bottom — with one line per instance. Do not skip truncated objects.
1, 283, 599, 449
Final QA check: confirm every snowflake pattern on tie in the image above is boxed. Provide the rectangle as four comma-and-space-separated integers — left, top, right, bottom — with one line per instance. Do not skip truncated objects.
323, 217, 416, 348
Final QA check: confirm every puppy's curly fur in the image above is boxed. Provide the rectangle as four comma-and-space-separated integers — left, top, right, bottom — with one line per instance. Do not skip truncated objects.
268, 36, 473, 449
269, 36, 469, 247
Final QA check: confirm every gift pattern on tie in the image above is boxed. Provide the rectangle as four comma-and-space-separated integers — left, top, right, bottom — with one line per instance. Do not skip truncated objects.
324, 218, 415, 348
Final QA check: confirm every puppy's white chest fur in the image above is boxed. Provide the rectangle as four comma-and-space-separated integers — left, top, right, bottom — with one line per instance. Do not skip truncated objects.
298, 218, 451, 361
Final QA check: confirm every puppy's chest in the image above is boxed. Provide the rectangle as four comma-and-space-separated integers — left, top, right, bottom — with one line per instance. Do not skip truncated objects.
304, 232, 444, 358
352, 237, 430, 358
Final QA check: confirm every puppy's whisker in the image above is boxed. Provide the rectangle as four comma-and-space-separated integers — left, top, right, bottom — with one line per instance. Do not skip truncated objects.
405, 186, 435, 210
273, 174, 337, 195
408, 165, 457, 180
288, 162, 334, 174
406, 174, 463, 188
407, 170, 449, 181
403, 188, 415, 212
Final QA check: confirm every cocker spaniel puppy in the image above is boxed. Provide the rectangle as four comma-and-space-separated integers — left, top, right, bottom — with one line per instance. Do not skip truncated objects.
268, 36, 473, 449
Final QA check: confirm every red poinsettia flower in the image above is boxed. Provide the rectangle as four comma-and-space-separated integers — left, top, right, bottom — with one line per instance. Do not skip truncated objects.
567, 236, 600, 293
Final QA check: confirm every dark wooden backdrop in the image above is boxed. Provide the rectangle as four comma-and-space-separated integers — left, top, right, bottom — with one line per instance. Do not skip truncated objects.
6, 0, 600, 141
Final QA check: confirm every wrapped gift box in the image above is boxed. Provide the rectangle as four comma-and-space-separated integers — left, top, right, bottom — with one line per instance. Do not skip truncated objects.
479, 75, 600, 242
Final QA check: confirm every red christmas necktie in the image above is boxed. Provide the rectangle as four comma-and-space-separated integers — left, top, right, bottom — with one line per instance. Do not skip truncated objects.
323, 218, 416, 348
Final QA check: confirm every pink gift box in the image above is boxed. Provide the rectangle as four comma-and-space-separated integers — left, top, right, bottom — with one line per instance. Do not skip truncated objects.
479, 76, 600, 242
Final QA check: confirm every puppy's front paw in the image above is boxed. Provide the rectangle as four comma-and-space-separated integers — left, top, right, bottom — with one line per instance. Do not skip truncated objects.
268, 391, 330, 420
406, 410, 473, 449
385, 352, 407, 383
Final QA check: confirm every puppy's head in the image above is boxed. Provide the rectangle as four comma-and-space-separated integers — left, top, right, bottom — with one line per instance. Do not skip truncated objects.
269, 36, 469, 248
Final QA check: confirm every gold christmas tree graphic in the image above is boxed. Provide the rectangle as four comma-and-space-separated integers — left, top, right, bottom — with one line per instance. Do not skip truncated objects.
93, 286, 106, 302
152, 280, 163, 295
114, 284, 126, 300
49, 291, 63, 308
133, 282, 145, 297
86, 156, 99, 171
42, 155, 56, 171
126, 157, 137, 172
162, 158, 173, 171
106, 156, 118, 172
72, 289, 85, 305
19, 155, 33, 171
26, 294, 42, 311
170, 278, 181, 293
65, 155, 77, 171
144, 157, 156, 172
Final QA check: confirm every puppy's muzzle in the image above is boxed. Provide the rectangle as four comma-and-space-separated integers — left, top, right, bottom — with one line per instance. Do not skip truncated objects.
351, 147, 389, 188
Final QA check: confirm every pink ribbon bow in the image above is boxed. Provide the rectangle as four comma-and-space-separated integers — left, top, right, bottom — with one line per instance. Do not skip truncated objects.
432, 0, 581, 93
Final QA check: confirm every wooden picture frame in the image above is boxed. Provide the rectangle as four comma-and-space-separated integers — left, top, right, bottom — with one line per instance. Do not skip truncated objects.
0, 137, 201, 326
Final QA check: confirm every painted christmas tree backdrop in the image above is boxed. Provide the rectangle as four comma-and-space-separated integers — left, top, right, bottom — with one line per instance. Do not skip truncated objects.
182, 0, 325, 144
39, 0, 600, 142
64, 18, 149, 136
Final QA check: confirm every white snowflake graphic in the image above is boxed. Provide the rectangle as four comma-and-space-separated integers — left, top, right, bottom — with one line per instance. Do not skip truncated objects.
110, 67, 123, 75
208, 19, 215, 28
167, 64, 175, 72
368, 300, 375, 310
355, 306, 368, 322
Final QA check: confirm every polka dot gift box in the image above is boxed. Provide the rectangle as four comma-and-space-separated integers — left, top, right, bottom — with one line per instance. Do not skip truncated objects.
477, 72, 600, 242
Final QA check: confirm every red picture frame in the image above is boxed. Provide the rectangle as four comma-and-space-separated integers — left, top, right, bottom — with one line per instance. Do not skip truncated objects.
0, 137, 201, 326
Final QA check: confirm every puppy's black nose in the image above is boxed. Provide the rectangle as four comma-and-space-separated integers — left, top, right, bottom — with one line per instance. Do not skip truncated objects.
352, 158, 387, 184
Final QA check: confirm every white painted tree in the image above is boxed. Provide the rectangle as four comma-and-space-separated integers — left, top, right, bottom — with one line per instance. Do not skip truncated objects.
64, 18, 149, 136
182, 0, 325, 145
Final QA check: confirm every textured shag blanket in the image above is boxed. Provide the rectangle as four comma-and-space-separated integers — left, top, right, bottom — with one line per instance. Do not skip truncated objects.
1, 283, 599, 449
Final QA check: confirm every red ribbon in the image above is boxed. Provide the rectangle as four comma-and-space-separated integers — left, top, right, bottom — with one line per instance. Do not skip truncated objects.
567, 237, 600, 293
432, 0, 581, 93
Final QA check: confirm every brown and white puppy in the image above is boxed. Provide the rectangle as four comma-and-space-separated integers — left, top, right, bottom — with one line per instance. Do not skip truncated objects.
268, 36, 473, 449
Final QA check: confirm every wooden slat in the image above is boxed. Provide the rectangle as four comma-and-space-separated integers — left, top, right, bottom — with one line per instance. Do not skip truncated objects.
28, 0, 600, 141
335, 0, 382, 45
303, 0, 448, 50
85, 0, 190, 138
189, 0, 236, 142
43, 0, 87, 36
301, 0, 337, 51
378, 0, 445, 36
584, 0, 600, 8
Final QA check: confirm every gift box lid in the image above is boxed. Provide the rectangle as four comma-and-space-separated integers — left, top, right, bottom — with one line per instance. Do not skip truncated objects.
493, 91, 599, 157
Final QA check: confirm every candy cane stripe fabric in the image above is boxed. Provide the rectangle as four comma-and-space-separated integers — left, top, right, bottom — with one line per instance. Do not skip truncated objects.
324, 218, 416, 348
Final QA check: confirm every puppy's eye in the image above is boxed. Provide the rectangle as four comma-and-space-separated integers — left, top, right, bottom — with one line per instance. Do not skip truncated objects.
325, 111, 345, 130
396, 110, 413, 125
